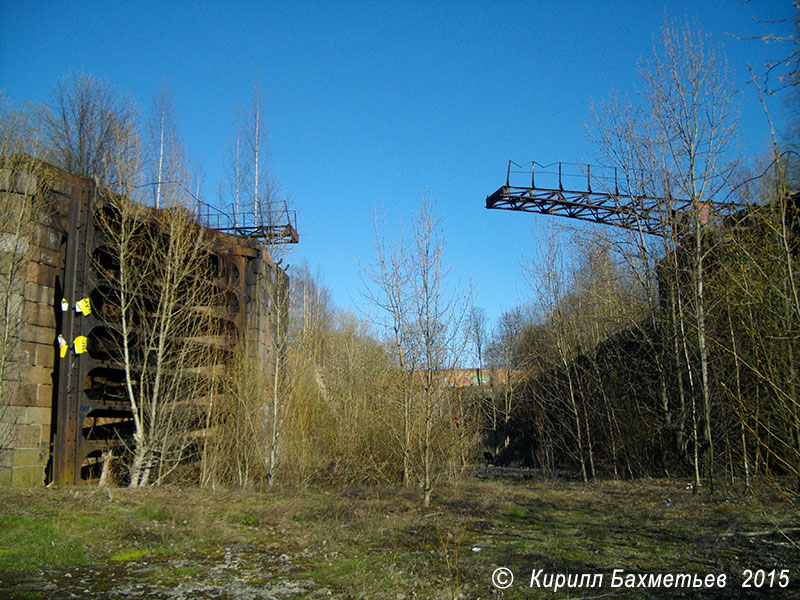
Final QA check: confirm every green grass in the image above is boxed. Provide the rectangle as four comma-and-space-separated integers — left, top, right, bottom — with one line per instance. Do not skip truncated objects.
0, 512, 113, 570
0, 479, 798, 599
135, 506, 171, 522
110, 548, 147, 562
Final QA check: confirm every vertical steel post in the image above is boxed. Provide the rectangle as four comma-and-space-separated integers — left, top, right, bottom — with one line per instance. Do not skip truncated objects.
53, 185, 87, 484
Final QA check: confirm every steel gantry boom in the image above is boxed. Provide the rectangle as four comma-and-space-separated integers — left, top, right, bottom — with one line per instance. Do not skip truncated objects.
485, 161, 748, 237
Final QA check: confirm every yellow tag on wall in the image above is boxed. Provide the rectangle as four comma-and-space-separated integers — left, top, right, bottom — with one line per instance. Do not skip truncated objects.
58, 335, 68, 358
76, 297, 92, 316
73, 335, 88, 354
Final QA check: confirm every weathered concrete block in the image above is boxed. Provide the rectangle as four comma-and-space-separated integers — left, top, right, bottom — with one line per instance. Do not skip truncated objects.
11, 465, 46, 487
0, 449, 13, 468
0, 467, 11, 486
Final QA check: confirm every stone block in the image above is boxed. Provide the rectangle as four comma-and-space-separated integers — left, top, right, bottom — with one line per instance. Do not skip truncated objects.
23, 301, 55, 328
39, 344, 55, 368
0, 466, 11, 486
26, 261, 56, 287
14, 424, 42, 448
21, 324, 55, 346
0, 448, 13, 468
12, 447, 48, 468
0, 421, 11, 446
20, 342, 54, 369
19, 342, 36, 366
24, 365, 53, 386
37, 247, 63, 268
32, 224, 64, 252
0, 405, 26, 424
24, 406, 51, 426
24, 282, 54, 305
37, 384, 54, 408
0, 232, 29, 254
0, 169, 38, 195
15, 383, 39, 407
11, 465, 45, 487
2, 292, 24, 323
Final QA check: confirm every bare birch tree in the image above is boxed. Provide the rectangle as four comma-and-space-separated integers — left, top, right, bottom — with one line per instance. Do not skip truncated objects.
94, 139, 224, 486
363, 195, 471, 505
147, 85, 181, 209
589, 18, 741, 492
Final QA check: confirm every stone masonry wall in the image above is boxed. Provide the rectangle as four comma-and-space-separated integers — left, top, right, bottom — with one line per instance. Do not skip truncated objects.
0, 159, 287, 486
0, 163, 72, 486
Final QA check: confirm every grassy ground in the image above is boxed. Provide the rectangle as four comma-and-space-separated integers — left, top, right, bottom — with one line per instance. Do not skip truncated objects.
0, 476, 798, 599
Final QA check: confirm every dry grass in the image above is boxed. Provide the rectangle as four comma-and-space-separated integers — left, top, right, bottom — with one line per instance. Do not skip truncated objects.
0, 478, 798, 599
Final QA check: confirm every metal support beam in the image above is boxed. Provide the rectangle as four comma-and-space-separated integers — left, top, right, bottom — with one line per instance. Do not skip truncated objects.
53, 184, 92, 484
486, 161, 749, 237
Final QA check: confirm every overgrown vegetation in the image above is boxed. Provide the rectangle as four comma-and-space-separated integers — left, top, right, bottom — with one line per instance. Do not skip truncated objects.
0, 478, 797, 599
478, 16, 800, 525
0, 6, 798, 528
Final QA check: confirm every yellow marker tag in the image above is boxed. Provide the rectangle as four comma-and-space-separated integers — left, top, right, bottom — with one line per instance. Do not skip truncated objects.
58, 335, 68, 358
61, 298, 69, 312
76, 297, 92, 316
73, 335, 88, 354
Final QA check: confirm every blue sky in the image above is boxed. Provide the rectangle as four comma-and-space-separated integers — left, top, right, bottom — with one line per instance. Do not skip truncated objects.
1, 1, 796, 332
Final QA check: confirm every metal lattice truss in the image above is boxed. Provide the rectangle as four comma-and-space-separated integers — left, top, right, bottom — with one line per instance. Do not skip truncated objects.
195, 199, 299, 244
486, 161, 748, 237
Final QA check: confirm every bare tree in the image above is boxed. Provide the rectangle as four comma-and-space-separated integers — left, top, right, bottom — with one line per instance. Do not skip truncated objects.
94, 143, 223, 486
147, 85, 181, 209
363, 195, 471, 505
40, 72, 139, 188
469, 307, 487, 381
525, 234, 590, 482
589, 18, 741, 492
362, 209, 416, 486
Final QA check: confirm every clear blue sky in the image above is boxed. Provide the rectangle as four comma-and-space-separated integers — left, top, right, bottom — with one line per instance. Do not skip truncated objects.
1, 1, 796, 331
